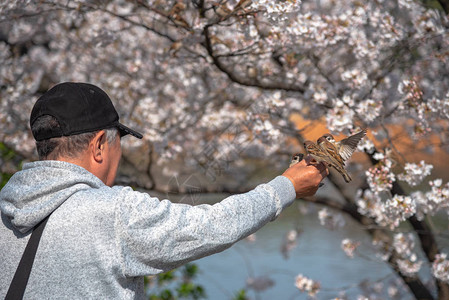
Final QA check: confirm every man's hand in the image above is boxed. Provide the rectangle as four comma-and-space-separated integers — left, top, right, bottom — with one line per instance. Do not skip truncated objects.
282, 156, 329, 198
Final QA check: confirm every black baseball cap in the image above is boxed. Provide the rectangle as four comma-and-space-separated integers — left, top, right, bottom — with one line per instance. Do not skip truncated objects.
30, 82, 143, 141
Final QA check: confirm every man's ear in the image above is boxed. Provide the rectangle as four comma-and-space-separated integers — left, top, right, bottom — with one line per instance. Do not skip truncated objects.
91, 130, 107, 163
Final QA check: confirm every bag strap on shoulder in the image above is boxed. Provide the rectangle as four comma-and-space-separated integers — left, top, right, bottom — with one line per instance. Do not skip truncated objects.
5, 215, 50, 300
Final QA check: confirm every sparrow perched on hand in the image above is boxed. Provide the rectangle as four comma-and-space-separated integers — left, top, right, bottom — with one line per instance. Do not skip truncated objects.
303, 140, 335, 166
289, 153, 304, 167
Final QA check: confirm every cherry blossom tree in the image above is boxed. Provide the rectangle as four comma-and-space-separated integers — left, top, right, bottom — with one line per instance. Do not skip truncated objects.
1, 0, 449, 298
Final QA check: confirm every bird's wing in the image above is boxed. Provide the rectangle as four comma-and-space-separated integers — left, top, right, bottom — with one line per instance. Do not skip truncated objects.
337, 129, 367, 162
324, 141, 346, 166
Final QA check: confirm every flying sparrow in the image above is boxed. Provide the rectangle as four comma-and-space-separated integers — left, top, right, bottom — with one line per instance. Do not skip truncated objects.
317, 129, 367, 183
321, 129, 367, 163
316, 136, 352, 183
317, 136, 345, 166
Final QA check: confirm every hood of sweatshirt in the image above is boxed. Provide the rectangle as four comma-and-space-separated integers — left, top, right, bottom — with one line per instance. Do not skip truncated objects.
0, 160, 105, 234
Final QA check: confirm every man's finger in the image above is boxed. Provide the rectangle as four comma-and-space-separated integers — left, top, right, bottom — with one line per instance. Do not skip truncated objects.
318, 164, 329, 179
304, 155, 314, 164
315, 162, 326, 173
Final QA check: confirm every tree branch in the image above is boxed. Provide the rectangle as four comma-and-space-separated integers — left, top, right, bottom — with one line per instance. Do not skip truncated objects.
437, 0, 449, 14
203, 25, 305, 93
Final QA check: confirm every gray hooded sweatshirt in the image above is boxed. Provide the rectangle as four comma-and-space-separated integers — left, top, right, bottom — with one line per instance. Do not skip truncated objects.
0, 160, 296, 299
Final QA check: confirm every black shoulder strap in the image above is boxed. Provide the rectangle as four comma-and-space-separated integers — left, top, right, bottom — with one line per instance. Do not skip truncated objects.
5, 215, 50, 300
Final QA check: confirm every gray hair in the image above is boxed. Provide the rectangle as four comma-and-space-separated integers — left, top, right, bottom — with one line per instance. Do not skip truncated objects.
32, 115, 118, 160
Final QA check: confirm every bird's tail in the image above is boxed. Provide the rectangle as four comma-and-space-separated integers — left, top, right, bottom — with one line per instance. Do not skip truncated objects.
333, 165, 352, 183
342, 170, 352, 183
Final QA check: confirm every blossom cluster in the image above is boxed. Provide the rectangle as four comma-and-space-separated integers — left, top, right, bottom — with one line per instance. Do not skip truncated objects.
250, 0, 301, 16
358, 176, 449, 229
393, 233, 422, 276
357, 136, 376, 154
397, 79, 424, 110
397, 160, 433, 186
427, 92, 449, 120
318, 208, 346, 230
372, 237, 393, 262
432, 253, 449, 283
412, 179, 449, 220
355, 99, 382, 124
393, 233, 415, 257
356, 189, 414, 229
281, 228, 301, 259
356, 189, 388, 226
427, 179, 449, 210
396, 258, 422, 277
397, 79, 449, 138
341, 238, 360, 258
341, 69, 368, 89
326, 96, 356, 133
365, 153, 396, 194
383, 195, 416, 228
294, 274, 320, 297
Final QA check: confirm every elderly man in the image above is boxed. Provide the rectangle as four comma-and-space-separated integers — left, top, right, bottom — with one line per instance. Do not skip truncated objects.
0, 82, 328, 299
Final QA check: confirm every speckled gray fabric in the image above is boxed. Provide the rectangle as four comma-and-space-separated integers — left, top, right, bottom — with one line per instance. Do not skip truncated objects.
0, 160, 296, 299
